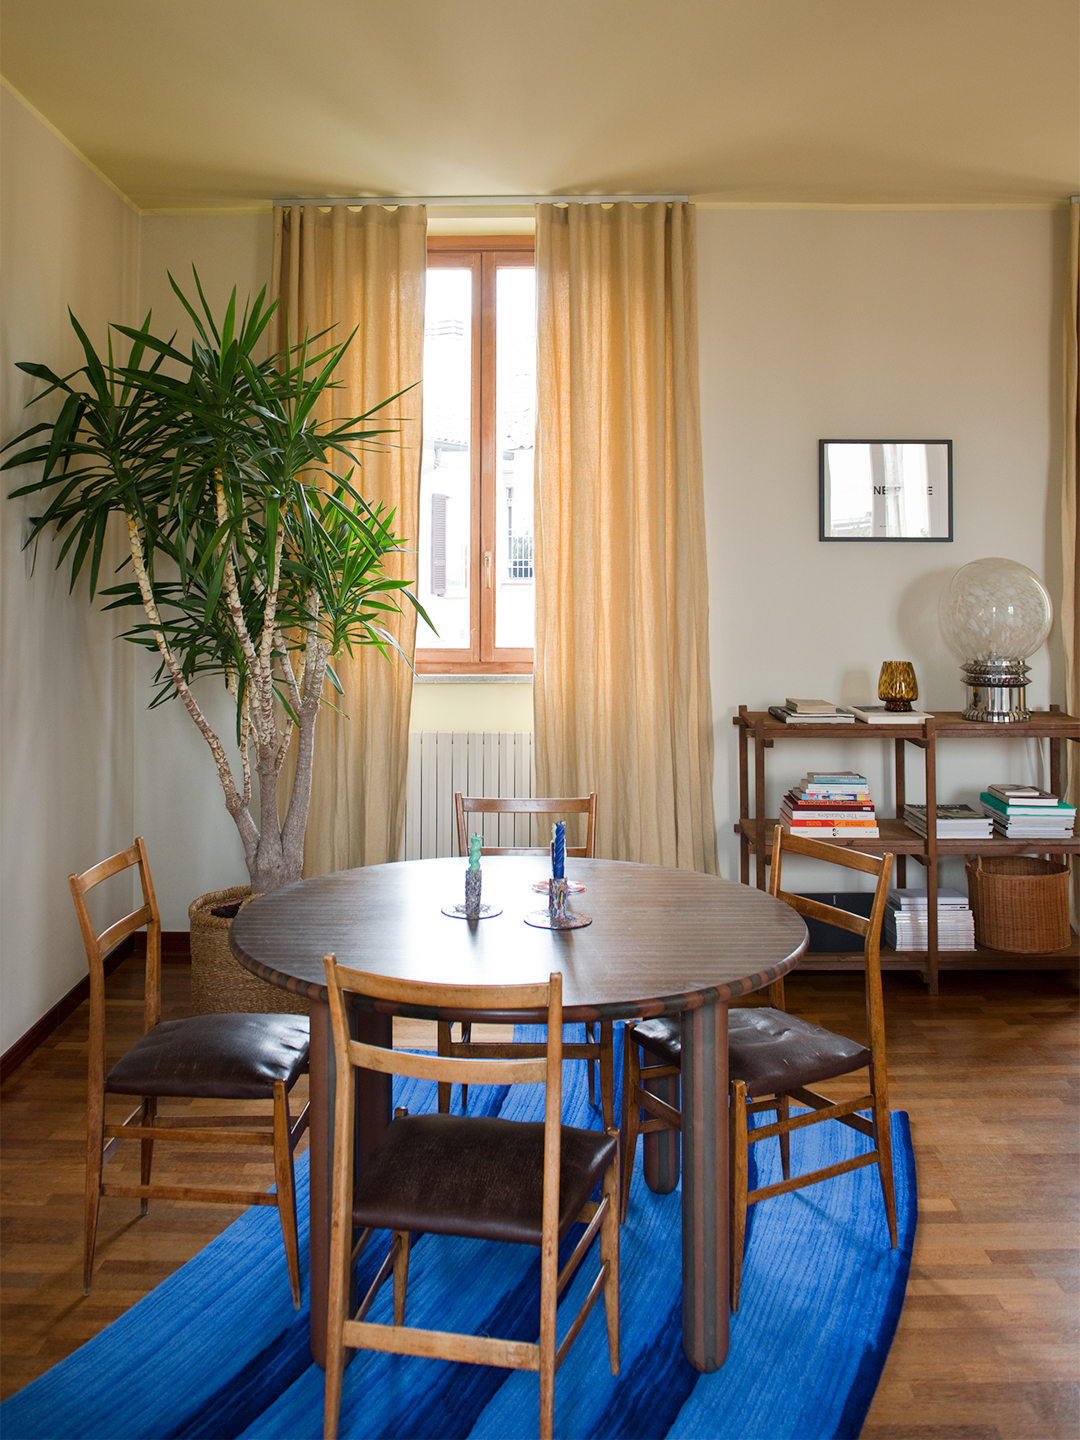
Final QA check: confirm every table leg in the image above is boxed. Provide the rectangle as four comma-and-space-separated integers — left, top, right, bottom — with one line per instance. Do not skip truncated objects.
642, 1070, 680, 1195
680, 1001, 729, 1373
307, 1001, 392, 1369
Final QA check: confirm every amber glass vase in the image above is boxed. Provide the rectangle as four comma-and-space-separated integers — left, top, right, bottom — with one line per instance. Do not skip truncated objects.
878, 661, 918, 711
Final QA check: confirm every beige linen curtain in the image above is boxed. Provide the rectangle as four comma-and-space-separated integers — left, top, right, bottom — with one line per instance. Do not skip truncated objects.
270, 204, 426, 874
534, 202, 718, 872
1064, 200, 1079, 919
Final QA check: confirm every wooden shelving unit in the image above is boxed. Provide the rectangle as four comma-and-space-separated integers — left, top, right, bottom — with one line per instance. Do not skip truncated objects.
734, 705, 1080, 993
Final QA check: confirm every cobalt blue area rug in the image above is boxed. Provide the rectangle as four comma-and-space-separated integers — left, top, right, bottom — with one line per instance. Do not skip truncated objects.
2, 1027, 915, 1440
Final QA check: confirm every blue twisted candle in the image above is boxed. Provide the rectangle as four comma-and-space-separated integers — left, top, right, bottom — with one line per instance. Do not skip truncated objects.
468, 833, 482, 872
552, 822, 565, 879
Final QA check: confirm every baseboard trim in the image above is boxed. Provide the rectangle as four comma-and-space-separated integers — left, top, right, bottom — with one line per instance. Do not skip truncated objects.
0, 932, 192, 1083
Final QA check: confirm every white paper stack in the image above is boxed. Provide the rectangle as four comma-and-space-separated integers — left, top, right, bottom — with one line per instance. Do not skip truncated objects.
883, 886, 975, 951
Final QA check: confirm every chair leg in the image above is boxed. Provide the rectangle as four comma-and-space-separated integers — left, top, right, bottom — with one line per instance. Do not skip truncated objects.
871, 1069, 899, 1247
619, 1027, 641, 1223
139, 1096, 155, 1216
599, 1021, 615, 1131
777, 1092, 791, 1181
436, 1021, 452, 1113
586, 1020, 597, 1107
437, 1021, 472, 1113
730, 1080, 749, 1313
83, 1085, 105, 1297
324, 1156, 352, 1440
271, 1081, 302, 1309
392, 1230, 411, 1325
600, 1142, 621, 1375
459, 1022, 471, 1113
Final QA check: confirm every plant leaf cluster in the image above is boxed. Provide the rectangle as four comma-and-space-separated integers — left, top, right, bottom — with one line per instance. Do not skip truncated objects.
4, 273, 429, 723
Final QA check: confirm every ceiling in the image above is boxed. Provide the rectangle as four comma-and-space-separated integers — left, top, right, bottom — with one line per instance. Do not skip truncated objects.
2, 0, 1077, 213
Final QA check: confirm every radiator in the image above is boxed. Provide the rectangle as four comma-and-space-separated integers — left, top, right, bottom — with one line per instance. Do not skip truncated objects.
403, 731, 535, 859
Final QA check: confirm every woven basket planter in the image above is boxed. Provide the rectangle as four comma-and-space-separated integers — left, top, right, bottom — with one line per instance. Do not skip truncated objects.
965, 856, 1073, 954
189, 886, 309, 1016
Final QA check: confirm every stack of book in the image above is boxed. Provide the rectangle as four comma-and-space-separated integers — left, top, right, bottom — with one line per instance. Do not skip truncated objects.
978, 784, 1077, 838
883, 886, 975, 951
780, 772, 879, 838
903, 803, 993, 839
767, 699, 855, 725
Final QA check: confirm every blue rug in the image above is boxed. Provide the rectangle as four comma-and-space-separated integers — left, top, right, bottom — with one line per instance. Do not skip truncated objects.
2, 1027, 915, 1440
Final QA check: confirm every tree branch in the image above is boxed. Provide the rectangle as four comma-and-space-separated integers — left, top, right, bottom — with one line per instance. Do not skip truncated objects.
127, 513, 259, 862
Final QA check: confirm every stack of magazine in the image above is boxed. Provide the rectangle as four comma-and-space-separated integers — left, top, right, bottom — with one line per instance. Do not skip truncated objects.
978, 784, 1077, 838
767, 698, 854, 725
903, 803, 993, 839
780, 772, 879, 838
883, 887, 975, 951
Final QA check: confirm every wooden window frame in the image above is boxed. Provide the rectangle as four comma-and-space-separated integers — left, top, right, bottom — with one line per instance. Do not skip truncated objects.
415, 235, 535, 676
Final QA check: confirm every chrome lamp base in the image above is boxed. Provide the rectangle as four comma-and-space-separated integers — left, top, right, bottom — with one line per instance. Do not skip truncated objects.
960, 659, 1031, 723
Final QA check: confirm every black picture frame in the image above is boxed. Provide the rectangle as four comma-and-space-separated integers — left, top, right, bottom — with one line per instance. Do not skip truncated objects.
819, 439, 953, 542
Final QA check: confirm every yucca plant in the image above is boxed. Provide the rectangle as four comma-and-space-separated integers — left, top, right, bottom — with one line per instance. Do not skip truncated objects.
4, 274, 426, 893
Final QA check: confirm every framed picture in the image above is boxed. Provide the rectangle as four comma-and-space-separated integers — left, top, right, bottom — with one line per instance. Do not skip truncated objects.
820, 439, 953, 541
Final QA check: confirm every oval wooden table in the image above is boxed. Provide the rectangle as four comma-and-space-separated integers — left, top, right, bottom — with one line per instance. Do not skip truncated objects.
230, 855, 807, 1374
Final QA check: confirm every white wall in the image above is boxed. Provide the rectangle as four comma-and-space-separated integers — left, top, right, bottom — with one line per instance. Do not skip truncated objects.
1, 87, 140, 1051
698, 208, 1067, 886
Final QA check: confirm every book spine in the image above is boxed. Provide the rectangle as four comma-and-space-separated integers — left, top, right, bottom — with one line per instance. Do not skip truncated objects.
786, 790, 874, 806
787, 825, 881, 837
782, 809, 877, 821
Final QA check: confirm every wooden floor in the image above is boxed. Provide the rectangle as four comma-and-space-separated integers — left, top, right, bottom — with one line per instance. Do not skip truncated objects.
1, 959, 1077, 1438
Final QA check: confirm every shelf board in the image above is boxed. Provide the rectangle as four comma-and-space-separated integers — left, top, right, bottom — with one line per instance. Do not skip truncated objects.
797, 938, 1078, 973
735, 708, 1079, 741
735, 710, 930, 739
931, 710, 1080, 740
737, 818, 929, 855
737, 819, 1078, 858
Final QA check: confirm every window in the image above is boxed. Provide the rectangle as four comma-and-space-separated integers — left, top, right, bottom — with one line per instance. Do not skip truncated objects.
415, 237, 535, 674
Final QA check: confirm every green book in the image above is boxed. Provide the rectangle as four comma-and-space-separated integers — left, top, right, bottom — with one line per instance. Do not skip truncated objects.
980, 791, 1076, 816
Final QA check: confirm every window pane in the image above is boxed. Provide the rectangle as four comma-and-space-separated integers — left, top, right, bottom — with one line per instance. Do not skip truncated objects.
416, 269, 472, 650
494, 266, 536, 651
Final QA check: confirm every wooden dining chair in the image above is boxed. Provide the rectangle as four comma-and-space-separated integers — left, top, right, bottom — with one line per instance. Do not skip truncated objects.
322, 959, 620, 1440
442, 791, 615, 1129
72, 838, 310, 1307
620, 825, 897, 1309
453, 791, 598, 859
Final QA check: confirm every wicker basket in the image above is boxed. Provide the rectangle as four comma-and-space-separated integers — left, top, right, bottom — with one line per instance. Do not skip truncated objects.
189, 886, 309, 1016
964, 856, 1073, 954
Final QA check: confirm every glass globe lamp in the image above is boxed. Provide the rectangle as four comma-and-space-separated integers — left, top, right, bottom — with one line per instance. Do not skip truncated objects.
938, 557, 1053, 722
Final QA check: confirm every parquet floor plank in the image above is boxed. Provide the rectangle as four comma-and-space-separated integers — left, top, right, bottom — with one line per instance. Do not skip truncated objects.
1, 960, 1077, 1438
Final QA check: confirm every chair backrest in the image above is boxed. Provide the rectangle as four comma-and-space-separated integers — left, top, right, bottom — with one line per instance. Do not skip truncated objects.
454, 793, 598, 858
768, 825, 894, 1053
70, 837, 162, 1092
323, 960, 565, 1255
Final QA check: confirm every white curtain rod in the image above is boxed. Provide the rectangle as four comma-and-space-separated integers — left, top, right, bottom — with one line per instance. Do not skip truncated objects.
273, 194, 689, 207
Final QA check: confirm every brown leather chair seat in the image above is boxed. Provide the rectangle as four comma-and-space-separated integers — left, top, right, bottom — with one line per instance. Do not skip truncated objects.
629, 1008, 870, 1098
726, 1007, 871, 1097
630, 1016, 680, 1063
352, 1113, 618, 1245
105, 1014, 310, 1100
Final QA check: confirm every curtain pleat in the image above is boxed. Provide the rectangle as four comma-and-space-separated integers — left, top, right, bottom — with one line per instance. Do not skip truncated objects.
1063, 201, 1079, 922
270, 204, 426, 874
534, 202, 718, 873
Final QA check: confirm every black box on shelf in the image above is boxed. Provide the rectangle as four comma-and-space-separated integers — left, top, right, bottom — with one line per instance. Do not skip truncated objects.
795, 892, 876, 952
